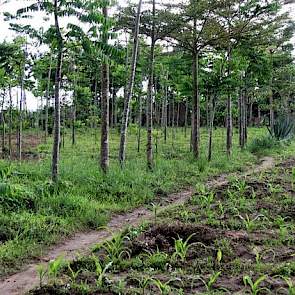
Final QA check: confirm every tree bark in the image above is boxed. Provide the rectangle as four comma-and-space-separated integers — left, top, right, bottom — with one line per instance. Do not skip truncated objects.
8, 85, 12, 159
51, 0, 63, 183
192, 50, 200, 159
17, 60, 25, 162
137, 94, 142, 153
226, 48, 232, 157
119, 0, 142, 164
171, 93, 175, 147
45, 55, 52, 144
184, 99, 188, 138
208, 93, 216, 162
162, 80, 168, 143
100, 6, 110, 173
146, 0, 155, 170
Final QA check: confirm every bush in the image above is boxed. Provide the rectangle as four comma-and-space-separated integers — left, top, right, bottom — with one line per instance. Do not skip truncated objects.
248, 136, 278, 154
268, 116, 294, 140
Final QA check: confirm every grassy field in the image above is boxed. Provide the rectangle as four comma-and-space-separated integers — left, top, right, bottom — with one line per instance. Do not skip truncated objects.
0, 127, 294, 278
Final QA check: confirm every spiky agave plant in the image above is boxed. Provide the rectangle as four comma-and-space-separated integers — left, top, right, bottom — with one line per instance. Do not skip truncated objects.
268, 116, 294, 140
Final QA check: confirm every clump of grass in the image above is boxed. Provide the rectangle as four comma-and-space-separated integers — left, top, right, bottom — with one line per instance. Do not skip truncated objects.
248, 136, 278, 154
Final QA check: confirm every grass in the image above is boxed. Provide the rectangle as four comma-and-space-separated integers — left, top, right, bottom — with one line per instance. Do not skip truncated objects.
1, 126, 295, 278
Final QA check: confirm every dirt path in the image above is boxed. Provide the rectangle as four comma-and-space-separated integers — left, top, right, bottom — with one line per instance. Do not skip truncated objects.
0, 156, 275, 295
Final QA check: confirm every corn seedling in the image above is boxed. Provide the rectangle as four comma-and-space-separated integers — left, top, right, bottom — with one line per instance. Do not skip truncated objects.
193, 271, 222, 292
102, 234, 131, 263
150, 278, 181, 295
200, 192, 215, 208
243, 274, 270, 295
151, 203, 160, 224
238, 214, 265, 232
48, 256, 65, 283
92, 254, 112, 288
141, 248, 169, 270
232, 178, 249, 196
216, 249, 223, 265
275, 276, 295, 295
67, 262, 82, 283
172, 234, 196, 263
36, 264, 47, 288
135, 276, 152, 295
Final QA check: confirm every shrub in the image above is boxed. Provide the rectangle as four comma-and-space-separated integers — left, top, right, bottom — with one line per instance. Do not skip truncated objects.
248, 136, 278, 154
268, 116, 294, 140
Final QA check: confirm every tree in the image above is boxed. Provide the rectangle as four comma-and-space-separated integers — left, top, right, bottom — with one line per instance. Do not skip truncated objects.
119, 0, 142, 166
100, 4, 110, 173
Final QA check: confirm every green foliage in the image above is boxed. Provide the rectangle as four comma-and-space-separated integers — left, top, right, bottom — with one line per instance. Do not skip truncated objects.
248, 136, 278, 154
268, 117, 294, 141
243, 275, 269, 295
92, 254, 112, 288
171, 234, 196, 263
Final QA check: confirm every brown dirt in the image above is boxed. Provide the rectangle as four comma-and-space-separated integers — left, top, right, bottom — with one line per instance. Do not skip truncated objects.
1, 133, 43, 161
0, 156, 275, 295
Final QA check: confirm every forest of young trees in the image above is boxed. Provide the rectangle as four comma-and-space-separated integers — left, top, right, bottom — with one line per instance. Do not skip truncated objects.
1, 1, 295, 294
0, 0, 294, 180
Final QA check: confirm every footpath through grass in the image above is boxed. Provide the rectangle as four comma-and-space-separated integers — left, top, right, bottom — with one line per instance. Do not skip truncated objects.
0, 127, 294, 278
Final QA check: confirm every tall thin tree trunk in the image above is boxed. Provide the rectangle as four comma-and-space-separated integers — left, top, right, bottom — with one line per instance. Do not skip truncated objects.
162, 81, 168, 143
61, 95, 66, 149
100, 6, 110, 173
1, 93, 6, 158
192, 50, 200, 158
137, 94, 142, 153
51, 0, 63, 183
146, 0, 155, 170
72, 103, 76, 146
258, 106, 261, 127
72, 68, 76, 145
8, 85, 12, 159
184, 99, 188, 138
45, 55, 52, 144
118, 0, 142, 165
238, 88, 243, 147
244, 89, 248, 145
18, 67, 25, 161
171, 94, 175, 147
176, 102, 180, 129
270, 90, 274, 131
208, 93, 216, 162
270, 51, 275, 132
226, 48, 232, 157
